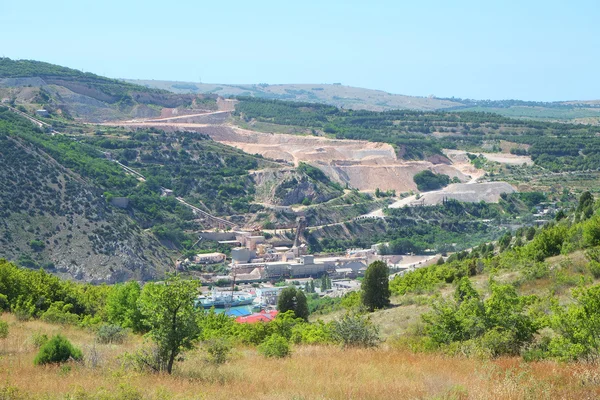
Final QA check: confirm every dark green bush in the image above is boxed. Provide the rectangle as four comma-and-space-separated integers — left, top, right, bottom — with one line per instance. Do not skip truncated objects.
34, 335, 82, 365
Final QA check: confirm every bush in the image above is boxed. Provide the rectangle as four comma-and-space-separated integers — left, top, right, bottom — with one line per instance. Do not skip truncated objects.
478, 328, 520, 357
0, 320, 8, 339
40, 302, 80, 325
331, 313, 381, 348
96, 324, 127, 344
34, 335, 83, 365
0, 294, 8, 311
413, 170, 450, 192
12, 299, 35, 321
290, 320, 333, 345
204, 338, 232, 364
120, 344, 167, 373
589, 261, 600, 279
30, 332, 49, 348
258, 334, 291, 358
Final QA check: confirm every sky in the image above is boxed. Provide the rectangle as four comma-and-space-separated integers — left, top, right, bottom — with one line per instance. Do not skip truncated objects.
1, 0, 599, 101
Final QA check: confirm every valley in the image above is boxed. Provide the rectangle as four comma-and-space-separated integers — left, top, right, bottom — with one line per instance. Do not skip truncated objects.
1, 58, 589, 285
3, 0, 600, 397
0, 57, 600, 400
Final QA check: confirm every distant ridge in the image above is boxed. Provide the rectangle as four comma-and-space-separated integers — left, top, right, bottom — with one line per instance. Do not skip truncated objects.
128, 79, 600, 123
126, 80, 462, 112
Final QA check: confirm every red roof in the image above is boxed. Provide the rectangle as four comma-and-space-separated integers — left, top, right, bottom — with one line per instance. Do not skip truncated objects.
235, 310, 278, 324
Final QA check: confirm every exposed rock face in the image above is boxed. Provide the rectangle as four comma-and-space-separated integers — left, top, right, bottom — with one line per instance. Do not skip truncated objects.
251, 168, 342, 206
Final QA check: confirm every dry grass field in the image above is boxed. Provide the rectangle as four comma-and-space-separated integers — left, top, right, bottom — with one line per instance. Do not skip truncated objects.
1, 314, 600, 399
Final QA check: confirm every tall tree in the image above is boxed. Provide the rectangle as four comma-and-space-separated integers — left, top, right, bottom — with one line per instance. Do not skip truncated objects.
138, 275, 201, 374
277, 287, 309, 321
361, 261, 391, 312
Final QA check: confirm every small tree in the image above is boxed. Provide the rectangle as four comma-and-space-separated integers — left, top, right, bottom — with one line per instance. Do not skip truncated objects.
258, 334, 291, 358
138, 275, 201, 374
105, 281, 146, 333
361, 261, 391, 311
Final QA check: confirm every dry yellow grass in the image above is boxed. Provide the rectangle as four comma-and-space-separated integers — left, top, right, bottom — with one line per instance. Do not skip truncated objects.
1, 313, 600, 399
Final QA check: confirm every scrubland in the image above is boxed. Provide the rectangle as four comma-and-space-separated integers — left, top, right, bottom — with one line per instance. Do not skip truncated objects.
1, 314, 599, 400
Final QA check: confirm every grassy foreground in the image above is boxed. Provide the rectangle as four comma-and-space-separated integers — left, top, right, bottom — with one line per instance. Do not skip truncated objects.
1, 314, 599, 399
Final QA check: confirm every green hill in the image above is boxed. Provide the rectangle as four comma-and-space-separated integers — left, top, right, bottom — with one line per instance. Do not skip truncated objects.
0, 58, 217, 122
0, 108, 172, 282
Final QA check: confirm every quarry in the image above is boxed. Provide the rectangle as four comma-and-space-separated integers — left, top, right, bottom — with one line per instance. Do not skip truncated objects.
106, 113, 523, 200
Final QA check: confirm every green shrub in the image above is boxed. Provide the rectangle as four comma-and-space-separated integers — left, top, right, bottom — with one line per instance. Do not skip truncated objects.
0, 294, 8, 311
12, 299, 35, 321
0, 320, 8, 339
585, 247, 600, 263
0, 385, 27, 400
31, 332, 49, 348
478, 328, 520, 357
40, 302, 80, 325
34, 335, 82, 365
290, 320, 333, 345
589, 261, 600, 279
96, 324, 127, 344
331, 313, 381, 348
413, 170, 450, 192
204, 338, 232, 364
257, 334, 291, 358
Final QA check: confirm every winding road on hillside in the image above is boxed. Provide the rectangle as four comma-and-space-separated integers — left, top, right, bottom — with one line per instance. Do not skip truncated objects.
123, 110, 231, 124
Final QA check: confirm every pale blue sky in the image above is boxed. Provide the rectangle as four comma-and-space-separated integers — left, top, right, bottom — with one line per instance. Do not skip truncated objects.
2, 0, 599, 101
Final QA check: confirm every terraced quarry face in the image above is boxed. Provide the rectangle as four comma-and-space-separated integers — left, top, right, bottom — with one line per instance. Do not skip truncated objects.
201, 126, 474, 193
111, 121, 469, 193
